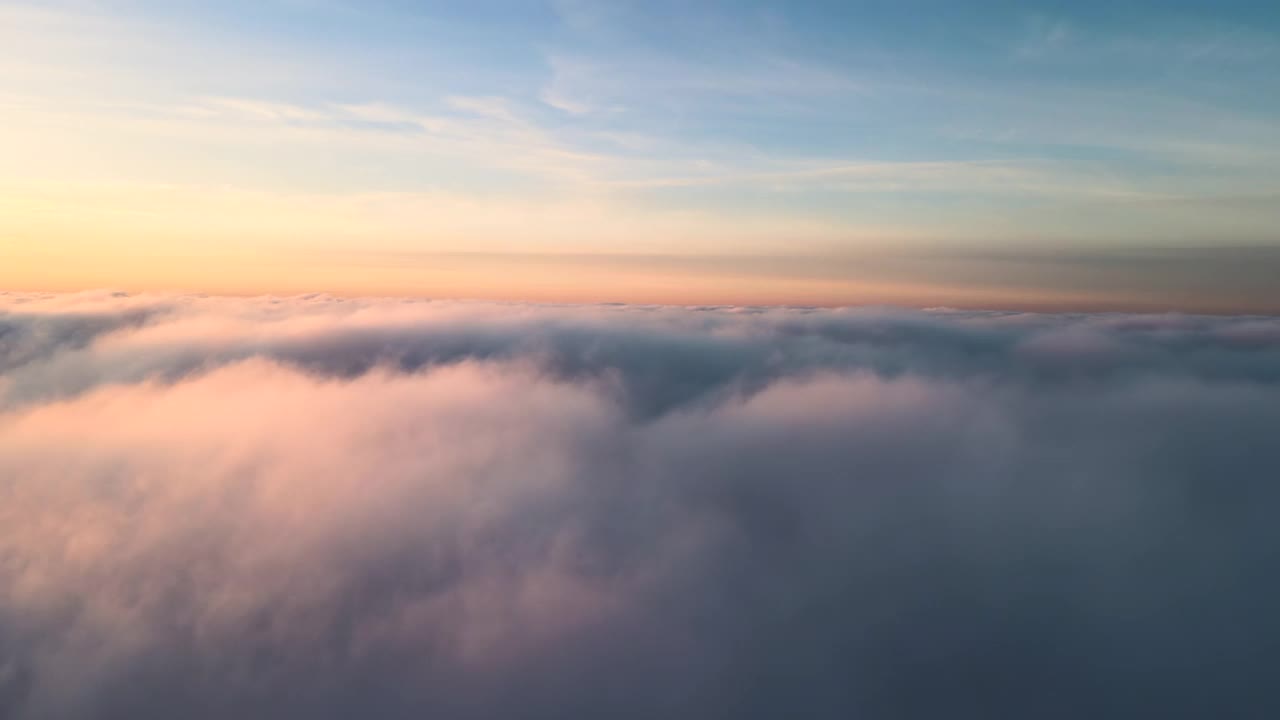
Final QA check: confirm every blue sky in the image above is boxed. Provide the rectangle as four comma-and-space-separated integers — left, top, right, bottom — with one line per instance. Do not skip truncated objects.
1, 0, 1278, 308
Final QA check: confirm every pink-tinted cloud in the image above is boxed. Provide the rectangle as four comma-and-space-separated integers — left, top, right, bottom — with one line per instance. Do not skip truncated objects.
2, 292, 1279, 718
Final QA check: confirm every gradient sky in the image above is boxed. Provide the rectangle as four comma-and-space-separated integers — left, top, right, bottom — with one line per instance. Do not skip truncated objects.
2, 0, 1279, 310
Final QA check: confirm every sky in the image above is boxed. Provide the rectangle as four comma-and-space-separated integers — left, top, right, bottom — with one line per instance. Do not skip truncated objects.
1, 0, 1279, 310
6, 6, 1280, 713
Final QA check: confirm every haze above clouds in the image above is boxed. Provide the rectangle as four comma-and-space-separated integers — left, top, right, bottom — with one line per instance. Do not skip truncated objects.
3, 291, 1279, 718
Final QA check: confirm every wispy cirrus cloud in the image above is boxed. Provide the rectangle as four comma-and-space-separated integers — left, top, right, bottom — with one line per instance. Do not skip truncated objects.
1012, 14, 1279, 64
3, 0, 1280, 301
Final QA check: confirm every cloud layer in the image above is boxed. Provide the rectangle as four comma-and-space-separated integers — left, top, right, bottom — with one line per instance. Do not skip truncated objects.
3, 291, 1280, 718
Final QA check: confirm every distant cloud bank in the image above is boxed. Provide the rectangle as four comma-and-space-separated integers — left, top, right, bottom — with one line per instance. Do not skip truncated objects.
3, 291, 1279, 718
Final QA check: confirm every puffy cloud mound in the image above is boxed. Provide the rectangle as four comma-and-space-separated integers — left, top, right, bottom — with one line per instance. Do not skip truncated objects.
3, 291, 1280, 719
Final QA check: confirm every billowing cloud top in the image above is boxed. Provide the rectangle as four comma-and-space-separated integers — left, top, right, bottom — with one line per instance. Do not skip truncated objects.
3, 291, 1280, 718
